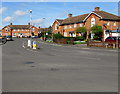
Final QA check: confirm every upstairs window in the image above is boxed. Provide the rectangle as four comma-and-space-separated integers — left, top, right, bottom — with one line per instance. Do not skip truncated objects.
5, 28, 8, 32
80, 23, 83, 27
69, 24, 72, 28
74, 24, 77, 28
64, 25, 67, 29
32, 28, 35, 32
91, 17, 96, 27
114, 21, 116, 26
55, 24, 58, 30
107, 21, 110, 26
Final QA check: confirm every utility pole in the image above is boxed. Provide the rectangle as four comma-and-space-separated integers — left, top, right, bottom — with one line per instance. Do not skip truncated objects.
28, 10, 32, 48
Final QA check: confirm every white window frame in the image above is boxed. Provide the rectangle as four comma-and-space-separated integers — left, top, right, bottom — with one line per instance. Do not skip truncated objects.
5, 28, 8, 32
64, 32, 67, 37
91, 17, 96, 27
55, 24, 58, 30
107, 21, 110, 26
73, 33, 76, 37
5, 33, 8, 36
64, 25, 67, 29
80, 23, 83, 27
69, 24, 72, 28
74, 24, 77, 28
114, 21, 116, 26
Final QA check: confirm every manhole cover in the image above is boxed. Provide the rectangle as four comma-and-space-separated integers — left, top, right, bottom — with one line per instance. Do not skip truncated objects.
25, 62, 34, 64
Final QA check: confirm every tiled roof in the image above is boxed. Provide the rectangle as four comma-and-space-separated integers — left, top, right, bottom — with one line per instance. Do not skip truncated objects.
8, 25, 31, 29
60, 14, 89, 25
38, 28, 49, 32
56, 19, 64, 24
93, 11, 120, 20
60, 10, 120, 25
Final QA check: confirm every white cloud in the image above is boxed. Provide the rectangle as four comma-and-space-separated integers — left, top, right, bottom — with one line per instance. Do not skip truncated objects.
14, 10, 28, 16
31, 18, 45, 26
3, 16, 13, 23
0, 7, 7, 14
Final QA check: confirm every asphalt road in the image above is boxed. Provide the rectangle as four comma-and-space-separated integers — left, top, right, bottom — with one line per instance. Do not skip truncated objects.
2, 38, 118, 92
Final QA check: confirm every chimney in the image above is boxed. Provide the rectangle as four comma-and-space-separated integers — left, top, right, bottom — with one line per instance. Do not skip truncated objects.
10, 23, 12, 25
68, 13, 72, 18
28, 22, 30, 25
94, 7, 100, 12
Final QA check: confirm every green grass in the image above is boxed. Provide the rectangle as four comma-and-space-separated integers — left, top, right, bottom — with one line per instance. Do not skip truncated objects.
74, 41, 86, 44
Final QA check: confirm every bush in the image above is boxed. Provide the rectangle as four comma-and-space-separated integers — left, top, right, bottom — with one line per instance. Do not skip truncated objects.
93, 35, 101, 40
75, 36, 85, 41
53, 33, 64, 39
64, 37, 75, 40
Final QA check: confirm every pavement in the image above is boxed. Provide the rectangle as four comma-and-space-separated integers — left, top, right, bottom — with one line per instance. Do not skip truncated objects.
2, 38, 118, 92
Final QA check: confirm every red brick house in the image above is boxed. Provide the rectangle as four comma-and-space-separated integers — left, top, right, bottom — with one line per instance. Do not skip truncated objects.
52, 7, 120, 41
2, 23, 38, 38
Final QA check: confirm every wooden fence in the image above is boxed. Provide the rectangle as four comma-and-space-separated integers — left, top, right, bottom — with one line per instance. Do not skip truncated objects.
87, 41, 120, 48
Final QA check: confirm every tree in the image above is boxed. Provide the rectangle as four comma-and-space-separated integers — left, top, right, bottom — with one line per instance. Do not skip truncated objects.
75, 27, 87, 40
91, 25, 102, 34
75, 27, 86, 33
91, 25, 102, 40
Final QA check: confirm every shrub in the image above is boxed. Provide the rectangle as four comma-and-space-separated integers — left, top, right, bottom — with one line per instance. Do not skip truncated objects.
75, 27, 87, 33
53, 33, 64, 39
75, 36, 85, 41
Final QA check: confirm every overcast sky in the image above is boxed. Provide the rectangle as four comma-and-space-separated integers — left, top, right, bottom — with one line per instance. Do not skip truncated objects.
0, 2, 118, 29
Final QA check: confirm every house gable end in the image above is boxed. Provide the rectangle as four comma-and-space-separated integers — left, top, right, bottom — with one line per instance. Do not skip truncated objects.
83, 12, 102, 22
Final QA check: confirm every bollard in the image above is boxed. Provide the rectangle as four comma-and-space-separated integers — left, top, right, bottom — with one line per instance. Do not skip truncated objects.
33, 41, 37, 49
105, 43, 108, 48
28, 40, 32, 48
113, 43, 115, 48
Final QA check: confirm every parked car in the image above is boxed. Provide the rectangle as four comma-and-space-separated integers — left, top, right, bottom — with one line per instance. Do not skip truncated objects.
105, 36, 120, 42
31, 35, 38, 38
6, 36, 12, 41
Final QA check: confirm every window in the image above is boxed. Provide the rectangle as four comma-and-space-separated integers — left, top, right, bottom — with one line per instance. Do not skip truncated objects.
55, 24, 58, 30
64, 25, 67, 29
13, 33, 16, 37
69, 24, 72, 28
5, 33, 8, 36
73, 33, 76, 37
13, 29, 16, 31
32, 28, 35, 32
114, 21, 116, 26
91, 17, 96, 27
107, 21, 110, 26
70, 33, 72, 37
5, 28, 8, 32
80, 23, 83, 27
64, 32, 67, 37
74, 24, 77, 28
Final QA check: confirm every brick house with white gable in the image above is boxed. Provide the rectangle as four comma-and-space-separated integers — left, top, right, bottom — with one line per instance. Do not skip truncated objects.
52, 7, 120, 41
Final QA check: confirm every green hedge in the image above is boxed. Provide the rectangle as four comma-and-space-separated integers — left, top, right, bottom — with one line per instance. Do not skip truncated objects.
53, 34, 85, 41
53, 33, 64, 39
